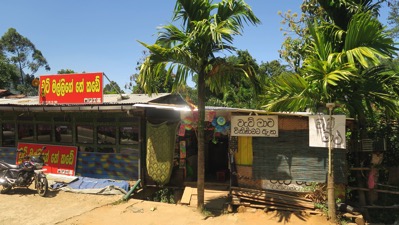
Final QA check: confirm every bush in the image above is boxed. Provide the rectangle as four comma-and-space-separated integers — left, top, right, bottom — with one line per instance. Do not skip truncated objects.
149, 188, 175, 204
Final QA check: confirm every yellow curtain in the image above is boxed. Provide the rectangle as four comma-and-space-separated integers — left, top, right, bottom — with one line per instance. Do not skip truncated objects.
234, 136, 253, 165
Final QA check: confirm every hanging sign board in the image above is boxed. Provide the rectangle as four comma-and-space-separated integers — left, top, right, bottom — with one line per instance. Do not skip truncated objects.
39, 72, 103, 104
231, 115, 278, 137
309, 115, 346, 149
16, 143, 78, 176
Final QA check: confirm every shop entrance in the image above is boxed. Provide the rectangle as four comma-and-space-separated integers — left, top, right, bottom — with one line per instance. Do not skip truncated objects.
175, 129, 230, 184
206, 134, 229, 183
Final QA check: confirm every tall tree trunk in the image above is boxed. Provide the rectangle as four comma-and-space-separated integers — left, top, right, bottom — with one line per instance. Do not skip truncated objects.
327, 104, 336, 223
327, 159, 336, 222
196, 72, 206, 210
18, 62, 24, 84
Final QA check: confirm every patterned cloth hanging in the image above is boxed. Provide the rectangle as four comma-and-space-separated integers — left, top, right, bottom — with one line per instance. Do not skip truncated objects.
146, 121, 178, 186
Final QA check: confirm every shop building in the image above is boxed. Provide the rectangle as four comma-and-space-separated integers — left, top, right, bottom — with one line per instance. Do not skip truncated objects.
0, 90, 189, 182
0, 71, 350, 193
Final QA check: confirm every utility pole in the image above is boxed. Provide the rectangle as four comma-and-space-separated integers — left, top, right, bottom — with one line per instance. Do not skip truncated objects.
326, 102, 336, 222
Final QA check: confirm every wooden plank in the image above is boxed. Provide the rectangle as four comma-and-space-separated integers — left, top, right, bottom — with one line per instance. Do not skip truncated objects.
238, 196, 312, 210
349, 167, 370, 171
189, 194, 197, 207
239, 196, 302, 209
231, 186, 312, 202
245, 203, 309, 213
363, 205, 399, 209
231, 190, 314, 209
342, 213, 363, 218
231, 196, 241, 205
234, 202, 322, 215
180, 187, 193, 204
348, 187, 399, 195
232, 188, 311, 203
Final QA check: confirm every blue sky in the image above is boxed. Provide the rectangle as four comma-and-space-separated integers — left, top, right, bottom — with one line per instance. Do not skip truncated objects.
0, 1, 392, 91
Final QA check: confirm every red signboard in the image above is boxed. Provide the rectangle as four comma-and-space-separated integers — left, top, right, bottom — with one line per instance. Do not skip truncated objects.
16, 143, 78, 176
39, 72, 103, 104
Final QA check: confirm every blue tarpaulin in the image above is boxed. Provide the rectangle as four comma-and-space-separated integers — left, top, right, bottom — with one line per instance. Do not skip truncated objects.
56, 176, 130, 195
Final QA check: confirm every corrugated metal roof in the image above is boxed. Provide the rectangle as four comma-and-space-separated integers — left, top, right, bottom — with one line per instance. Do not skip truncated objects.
204, 106, 354, 119
0, 93, 173, 106
0, 93, 351, 119
0, 93, 190, 112
204, 106, 312, 117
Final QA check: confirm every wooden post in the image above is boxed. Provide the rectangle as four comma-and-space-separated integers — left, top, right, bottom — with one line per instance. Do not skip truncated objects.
326, 103, 336, 223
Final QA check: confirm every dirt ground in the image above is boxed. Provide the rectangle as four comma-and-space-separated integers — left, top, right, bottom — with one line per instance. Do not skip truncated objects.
0, 184, 335, 225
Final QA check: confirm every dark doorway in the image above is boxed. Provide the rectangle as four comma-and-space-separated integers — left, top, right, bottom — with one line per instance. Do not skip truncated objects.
206, 136, 229, 183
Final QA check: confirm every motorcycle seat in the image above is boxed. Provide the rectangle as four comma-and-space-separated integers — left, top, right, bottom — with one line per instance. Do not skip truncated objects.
0, 162, 19, 169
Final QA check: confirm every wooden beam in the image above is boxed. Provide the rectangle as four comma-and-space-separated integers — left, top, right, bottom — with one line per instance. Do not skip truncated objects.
348, 187, 399, 195
231, 189, 314, 209
237, 196, 313, 210
231, 186, 312, 202
363, 205, 399, 209
180, 187, 193, 204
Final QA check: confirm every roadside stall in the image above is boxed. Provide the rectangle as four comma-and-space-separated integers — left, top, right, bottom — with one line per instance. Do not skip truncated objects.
0, 72, 190, 184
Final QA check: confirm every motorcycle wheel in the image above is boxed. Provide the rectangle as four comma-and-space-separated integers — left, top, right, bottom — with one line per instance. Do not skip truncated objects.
0, 183, 12, 194
36, 177, 48, 197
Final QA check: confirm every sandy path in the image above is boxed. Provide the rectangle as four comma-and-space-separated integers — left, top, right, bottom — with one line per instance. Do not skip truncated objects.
0, 187, 332, 225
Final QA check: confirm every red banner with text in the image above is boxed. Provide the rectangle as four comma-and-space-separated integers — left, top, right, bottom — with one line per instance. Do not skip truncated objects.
39, 72, 103, 104
16, 143, 78, 176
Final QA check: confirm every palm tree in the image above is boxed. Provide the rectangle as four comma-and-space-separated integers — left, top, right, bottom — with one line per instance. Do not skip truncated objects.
137, 0, 260, 209
265, 10, 398, 133
262, 11, 398, 222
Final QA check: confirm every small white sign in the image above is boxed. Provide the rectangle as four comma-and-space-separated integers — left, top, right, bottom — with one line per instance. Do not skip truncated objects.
231, 115, 278, 137
309, 115, 346, 149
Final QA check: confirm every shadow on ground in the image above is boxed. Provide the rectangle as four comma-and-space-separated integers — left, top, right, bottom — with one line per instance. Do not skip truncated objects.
270, 210, 309, 224
131, 183, 230, 216
3, 186, 60, 198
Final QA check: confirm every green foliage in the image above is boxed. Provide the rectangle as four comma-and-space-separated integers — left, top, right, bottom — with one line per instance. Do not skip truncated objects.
387, 0, 399, 39
201, 208, 214, 217
314, 202, 328, 215
137, 1, 260, 209
259, 60, 289, 78
278, 0, 322, 71
279, 0, 390, 71
57, 69, 76, 74
263, 1, 399, 123
0, 28, 50, 84
303, 182, 327, 204
266, 7, 399, 222
202, 51, 290, 109
16, 74, 38, 96
368, 114, 399, 167
138, 0, 261, 96
0, 58, 19, 89
125, 50, 175, 94
103, 81, 124, 94
204, 50, 267, 109
314, 197, 350, 225
149, 188, 175, 204
129, 72, 175, 94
